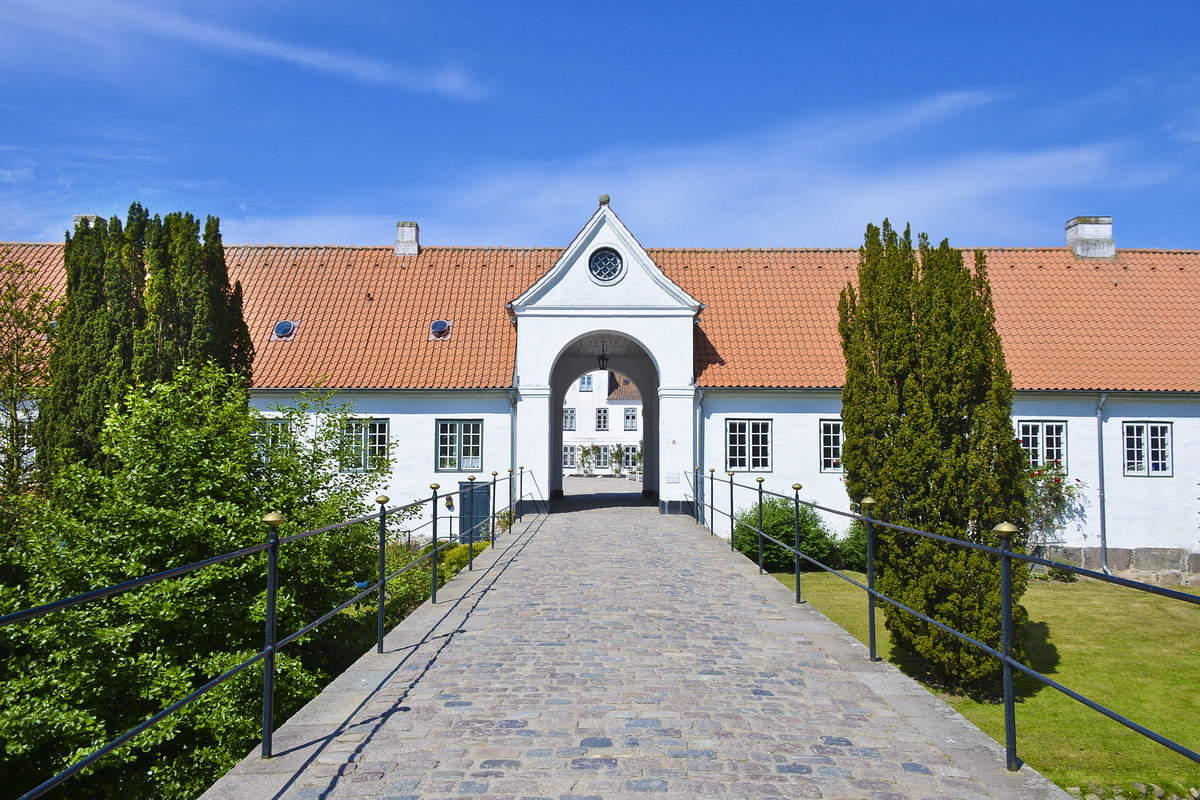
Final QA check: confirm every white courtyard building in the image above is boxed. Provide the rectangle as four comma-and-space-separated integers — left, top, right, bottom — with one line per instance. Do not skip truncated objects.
560, 370, 643, 477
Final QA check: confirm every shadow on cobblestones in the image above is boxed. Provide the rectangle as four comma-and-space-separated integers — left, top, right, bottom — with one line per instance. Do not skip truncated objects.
262, 514, 548, 799
551, 491, 655, 513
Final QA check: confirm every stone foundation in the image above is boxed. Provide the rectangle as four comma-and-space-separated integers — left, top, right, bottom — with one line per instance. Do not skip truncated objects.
1047, 546, 1199, 586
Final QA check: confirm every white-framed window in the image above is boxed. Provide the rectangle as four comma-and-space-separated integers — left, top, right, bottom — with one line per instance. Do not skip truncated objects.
579, 375, 593, 392
342, 418, 388, 472
726, 419, 771, 471
563, 408, 576, 431
820, 419, 844, 473
624, 407, 638, 431
1019, 420, 1067, 468
563, 444, 577, 469
252, 418, 292, 457
1123, 422, 1172, 477
436, 419, 483, 472
596, 445, 611, 469
596, 408, 608, 431
622, 444, 638, 469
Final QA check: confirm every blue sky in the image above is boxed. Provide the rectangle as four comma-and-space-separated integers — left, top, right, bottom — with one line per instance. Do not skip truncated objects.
2, 1, 1199, 249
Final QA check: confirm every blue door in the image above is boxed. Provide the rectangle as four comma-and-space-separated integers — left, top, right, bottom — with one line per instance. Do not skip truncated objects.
457, 482, 490, 544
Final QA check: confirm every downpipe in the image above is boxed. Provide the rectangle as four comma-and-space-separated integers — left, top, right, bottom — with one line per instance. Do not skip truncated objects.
1096, 392, 1111, 576
694, 387, 705, 524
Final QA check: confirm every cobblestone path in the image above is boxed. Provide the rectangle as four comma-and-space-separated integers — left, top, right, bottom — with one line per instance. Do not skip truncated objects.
202, 486, 1068, 800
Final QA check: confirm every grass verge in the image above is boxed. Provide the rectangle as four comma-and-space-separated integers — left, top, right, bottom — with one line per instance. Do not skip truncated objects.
772, 570, 1200, 795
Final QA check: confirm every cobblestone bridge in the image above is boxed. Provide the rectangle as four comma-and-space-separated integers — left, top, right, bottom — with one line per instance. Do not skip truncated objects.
201, 479, 1068, 800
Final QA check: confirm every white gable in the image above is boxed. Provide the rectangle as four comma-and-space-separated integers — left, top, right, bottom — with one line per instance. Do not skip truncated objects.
510, 201, 701, 313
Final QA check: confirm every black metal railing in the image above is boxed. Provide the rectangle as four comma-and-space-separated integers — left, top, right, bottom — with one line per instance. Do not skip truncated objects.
691, 467, 1200, 773
0, 470, 531, 800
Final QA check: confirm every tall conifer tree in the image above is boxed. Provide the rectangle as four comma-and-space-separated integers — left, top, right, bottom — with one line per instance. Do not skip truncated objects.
838, 220, 1026, 691
36, 205, 253, 478
35, 216, 114, 472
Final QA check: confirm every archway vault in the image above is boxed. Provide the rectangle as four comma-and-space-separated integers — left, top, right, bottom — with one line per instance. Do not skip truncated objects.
548, 331, 660, 500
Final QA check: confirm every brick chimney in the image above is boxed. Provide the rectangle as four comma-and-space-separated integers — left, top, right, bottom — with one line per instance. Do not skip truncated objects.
394, 221, 419, 256
1065, 216, 1114, 258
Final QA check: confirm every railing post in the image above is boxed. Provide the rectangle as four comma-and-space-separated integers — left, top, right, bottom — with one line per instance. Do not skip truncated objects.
708, 468, 715, 534
490, 471, 498, 545
756, 477, 765, 574
518, 466, 524, 521
728, 471, 735, 551
430, 484, 440, 604
261, 511, 284, 759
862, 497, 878, 662
995, 520, 1020, 771
375, 495, 389, 654
792, 483, 804, 605
467, 475, 477, 570
507, 468, 514, 521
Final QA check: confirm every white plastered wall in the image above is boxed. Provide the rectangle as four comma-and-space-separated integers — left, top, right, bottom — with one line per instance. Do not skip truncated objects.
696, 389, 854, 536
250, 389, 515, 538
1014, 392, 1200, 552
692, 388, 1200, 552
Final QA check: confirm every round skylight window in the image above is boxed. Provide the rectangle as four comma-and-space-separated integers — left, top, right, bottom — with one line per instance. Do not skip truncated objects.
588, 247, 624, 284
273, 320, 295, 339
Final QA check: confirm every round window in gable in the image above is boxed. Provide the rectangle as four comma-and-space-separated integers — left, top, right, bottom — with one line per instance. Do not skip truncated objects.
588, 247, 624, 284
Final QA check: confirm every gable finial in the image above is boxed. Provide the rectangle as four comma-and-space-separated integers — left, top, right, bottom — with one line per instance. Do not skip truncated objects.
599, 193, 610, 206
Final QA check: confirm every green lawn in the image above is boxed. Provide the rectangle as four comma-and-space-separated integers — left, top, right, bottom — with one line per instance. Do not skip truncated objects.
773, 571, 1200, 794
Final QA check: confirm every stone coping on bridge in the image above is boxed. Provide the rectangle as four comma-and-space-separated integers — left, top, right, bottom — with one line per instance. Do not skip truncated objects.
201, 491, 1069, 800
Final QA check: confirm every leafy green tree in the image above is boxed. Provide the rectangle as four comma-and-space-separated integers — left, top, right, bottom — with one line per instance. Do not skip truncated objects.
838, 220, 1026, 692
0, 253, 60, 502
1, 366, 392, 799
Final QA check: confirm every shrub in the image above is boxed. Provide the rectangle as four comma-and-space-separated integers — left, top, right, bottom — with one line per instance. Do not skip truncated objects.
833, 520, 868, 573
438, 541, 489, 575
733, 496, 834, 572
386, 566, 434, 618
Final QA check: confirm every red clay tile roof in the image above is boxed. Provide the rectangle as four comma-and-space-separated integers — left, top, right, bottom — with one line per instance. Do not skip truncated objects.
1, 243, 68, 296
608, 372, 642, 401
5, 242, 1199, 393
225, 246, 555, 389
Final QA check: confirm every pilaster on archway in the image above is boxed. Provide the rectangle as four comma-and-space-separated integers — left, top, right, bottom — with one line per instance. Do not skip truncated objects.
508, 198, 702, 513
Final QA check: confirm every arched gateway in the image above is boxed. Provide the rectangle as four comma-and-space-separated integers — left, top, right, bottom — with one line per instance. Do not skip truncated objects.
548, 333, 659, 499
508, 198, 701, 513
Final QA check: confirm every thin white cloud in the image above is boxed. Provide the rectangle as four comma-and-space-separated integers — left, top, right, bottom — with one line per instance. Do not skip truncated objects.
405, 93, 1128, 248
2, 92, 1171, 249
0, 0, 484, 100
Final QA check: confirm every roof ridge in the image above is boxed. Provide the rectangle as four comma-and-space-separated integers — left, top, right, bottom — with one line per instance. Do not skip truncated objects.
17, 241, 1200, 256
648, 246, 858, 253
223, 244, 566, 251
